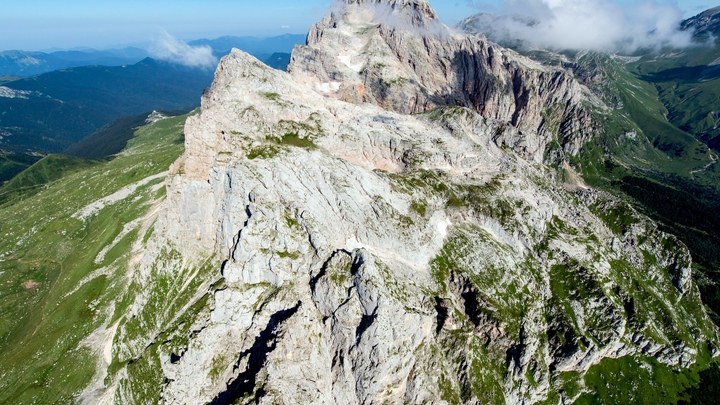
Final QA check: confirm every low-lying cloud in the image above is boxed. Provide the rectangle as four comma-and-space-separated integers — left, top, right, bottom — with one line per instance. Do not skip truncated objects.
470, 0, 697, 52
149, 31, 218, 69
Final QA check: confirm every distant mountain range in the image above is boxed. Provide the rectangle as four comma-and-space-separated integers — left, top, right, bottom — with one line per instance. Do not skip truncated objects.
0, 47, 150, 76
187, 34, 306, 71
0, 34, 307, 77
0, 58, 213, 153
188, 33, 306, 60
0, 33, 307, 163
458, 7, 720, 155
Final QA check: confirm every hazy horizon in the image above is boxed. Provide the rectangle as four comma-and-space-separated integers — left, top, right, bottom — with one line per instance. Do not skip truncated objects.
2, 0, 715, 53
1, 0, 472, 52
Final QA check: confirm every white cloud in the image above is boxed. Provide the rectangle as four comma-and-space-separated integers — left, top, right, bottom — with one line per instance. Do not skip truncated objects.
472, 0, 696, 52
148, 31, 218, 69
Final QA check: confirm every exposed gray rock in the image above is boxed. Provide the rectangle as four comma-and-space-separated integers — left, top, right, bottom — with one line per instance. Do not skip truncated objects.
89, 1, 720, 404
289, 0, 598, 163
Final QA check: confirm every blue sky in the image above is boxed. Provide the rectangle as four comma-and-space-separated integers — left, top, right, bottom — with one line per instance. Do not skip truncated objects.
0, 0, 715, 51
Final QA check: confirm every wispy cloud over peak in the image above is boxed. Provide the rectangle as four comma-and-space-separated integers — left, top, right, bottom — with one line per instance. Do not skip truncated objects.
149, 31, 218, 69
465, 0, 697, 53
331, 0, 452, 38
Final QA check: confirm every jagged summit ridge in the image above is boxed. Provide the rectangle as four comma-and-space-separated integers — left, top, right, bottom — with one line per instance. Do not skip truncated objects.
290, 0, 596, 163
340, 0, 441, 28
681, 5, 720, 36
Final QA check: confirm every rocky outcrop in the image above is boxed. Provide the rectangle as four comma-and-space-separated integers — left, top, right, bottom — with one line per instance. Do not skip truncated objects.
92, 1, 719, 404
681, 6, 720, 37
289, 0, 597, 162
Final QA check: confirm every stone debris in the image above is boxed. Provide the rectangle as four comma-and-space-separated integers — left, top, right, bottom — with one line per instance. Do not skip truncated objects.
146, 110, 169, 124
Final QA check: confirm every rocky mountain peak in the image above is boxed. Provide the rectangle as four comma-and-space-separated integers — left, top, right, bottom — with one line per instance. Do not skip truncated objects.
289, 0, 597, 163
340, 0, 440, 28
681, 6, 720, 36
66, 1, 720, 403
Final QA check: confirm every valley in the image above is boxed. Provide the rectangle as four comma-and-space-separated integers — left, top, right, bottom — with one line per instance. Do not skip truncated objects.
0, 34, 306, 185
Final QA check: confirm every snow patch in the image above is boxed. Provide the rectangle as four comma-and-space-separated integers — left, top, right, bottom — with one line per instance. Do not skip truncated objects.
338, 55, 364, 72
437, 217, 452, 238
316, 82, 342, 93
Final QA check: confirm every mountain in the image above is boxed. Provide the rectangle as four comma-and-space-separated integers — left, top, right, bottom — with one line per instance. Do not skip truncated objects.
455, 12, 537, 49
0, 1, 719, 404
458, 4, 720, 369
289, 0, 595, 163
63, 112, 164, 159
0, 58, 213, 153
629, 14, 720, 152
188, 34, 306, 59
263, 52, 292, 70
0, 112, 188, 404
457, 8, 720, 160
0, 47, 149, 76
0, 150, 43, 184
682, 6, 720, 37
187, 34, 306, 71
0, 34, 303, 156
0, 33, 305, 79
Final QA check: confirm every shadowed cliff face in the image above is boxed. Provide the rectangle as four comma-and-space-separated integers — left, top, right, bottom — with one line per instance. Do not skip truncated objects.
288, 0, 597, 163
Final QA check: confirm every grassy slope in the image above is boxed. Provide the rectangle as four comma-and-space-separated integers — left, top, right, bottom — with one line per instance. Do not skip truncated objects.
629, 39, 720, 147
0, 112, 188, 404
571, 53, 714, 180
0, 155, 99, 205
566, 52, 720, 403
0, 151, 44, 185
63, 113, 153, 159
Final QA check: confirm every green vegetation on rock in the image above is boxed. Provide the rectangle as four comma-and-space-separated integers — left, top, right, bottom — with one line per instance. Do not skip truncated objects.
0, 111, 190, 404
576, 356, 696, 405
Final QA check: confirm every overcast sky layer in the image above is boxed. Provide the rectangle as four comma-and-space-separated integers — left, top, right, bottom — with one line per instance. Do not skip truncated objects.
0, 0, 714, 51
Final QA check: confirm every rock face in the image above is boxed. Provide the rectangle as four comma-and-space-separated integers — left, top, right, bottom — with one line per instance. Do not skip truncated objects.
289, 0, 596, 163
681, 6, 720, 37
95, 1, 719, 404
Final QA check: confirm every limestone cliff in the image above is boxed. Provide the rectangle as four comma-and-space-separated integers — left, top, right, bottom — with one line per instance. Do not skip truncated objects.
289, 0, 596, 162
87, 1, 719, 404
